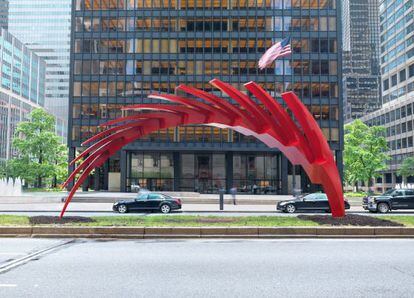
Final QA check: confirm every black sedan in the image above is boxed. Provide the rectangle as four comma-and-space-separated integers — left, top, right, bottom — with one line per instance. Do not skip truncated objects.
277, 193, 350, 213
113, 193, 182, 214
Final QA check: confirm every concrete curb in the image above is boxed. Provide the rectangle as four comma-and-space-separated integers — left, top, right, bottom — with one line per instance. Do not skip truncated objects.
1, 226, 414, 238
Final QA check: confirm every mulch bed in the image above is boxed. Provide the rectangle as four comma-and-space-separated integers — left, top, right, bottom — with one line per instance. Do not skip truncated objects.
196, 218, 238, 223
29, 216, 95, 225
297, 214, 403, 227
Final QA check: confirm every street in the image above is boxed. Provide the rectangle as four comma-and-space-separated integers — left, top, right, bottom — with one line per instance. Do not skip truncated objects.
1, 202, 414, 217
0, 238, 414, 297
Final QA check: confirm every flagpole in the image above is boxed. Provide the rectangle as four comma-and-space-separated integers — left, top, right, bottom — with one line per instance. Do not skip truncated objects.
287, 36, 296, 194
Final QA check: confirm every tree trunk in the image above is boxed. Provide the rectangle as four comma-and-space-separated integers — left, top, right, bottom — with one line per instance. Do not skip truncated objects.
38, 149, 43, 188
52, 175, 57, 188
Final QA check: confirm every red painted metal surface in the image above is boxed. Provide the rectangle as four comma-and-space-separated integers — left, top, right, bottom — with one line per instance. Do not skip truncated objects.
62, 79, 345, 218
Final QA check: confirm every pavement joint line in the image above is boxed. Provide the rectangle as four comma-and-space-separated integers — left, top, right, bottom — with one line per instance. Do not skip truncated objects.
0, 239, 75, 275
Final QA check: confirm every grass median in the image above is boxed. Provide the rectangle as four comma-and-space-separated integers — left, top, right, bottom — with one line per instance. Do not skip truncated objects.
379, 216, 414, 227
1, 214, 413, 227
0, 215, 317, 227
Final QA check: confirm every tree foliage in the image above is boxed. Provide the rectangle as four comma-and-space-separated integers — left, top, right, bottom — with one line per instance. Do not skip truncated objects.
6, 108, 67, 188
397, 157, 414, 178
344, 120, 389, 187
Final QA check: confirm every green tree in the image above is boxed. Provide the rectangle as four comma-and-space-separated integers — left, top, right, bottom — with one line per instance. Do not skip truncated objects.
6, 108, 67, 188
397, 157, 414, 179
344, 120, 389, 189
0, 161, 6, 178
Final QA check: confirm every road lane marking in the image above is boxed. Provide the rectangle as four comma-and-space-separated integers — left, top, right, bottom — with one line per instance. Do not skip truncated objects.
0, 284, 17, 287
0, 240, 75, 274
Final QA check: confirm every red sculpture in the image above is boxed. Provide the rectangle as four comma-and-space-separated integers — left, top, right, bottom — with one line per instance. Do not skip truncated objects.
62, 79, 345, 217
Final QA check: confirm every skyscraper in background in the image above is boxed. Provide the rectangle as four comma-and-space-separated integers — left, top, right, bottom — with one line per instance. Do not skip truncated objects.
7, 0, 72, 140
0, 28, 46, 161
361, 0, 414, 190
70, 0, 343, 194
342, 0, 382, 122
0, 0, 8, 29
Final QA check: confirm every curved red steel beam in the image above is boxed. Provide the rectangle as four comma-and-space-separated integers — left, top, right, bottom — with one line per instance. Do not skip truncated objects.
62, 79, 345, 218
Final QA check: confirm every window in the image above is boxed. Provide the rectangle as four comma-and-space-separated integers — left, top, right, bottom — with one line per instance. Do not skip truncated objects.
400, 69, 406, 82
148, 194, 160, 200
405, 190, 414, 196
137, 194, 148, 200
391, 74, 397, 87
393, 190, 404, 196
410, 64, 414, 77
383, 79, 389, 91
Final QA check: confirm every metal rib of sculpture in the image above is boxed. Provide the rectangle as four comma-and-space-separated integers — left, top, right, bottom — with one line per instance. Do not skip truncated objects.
62, 79, 345, 218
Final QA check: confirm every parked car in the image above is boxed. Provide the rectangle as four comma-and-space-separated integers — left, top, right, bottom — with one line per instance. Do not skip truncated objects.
277, 193, 350, 213
113, 193, 182, 214
363, 188, 414, 213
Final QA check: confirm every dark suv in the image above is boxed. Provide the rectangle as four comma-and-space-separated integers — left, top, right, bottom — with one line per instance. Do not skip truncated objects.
363, 189, 414, 213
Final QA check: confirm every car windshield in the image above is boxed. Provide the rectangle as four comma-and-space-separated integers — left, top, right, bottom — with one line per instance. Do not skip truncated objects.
382, 189, 395, 196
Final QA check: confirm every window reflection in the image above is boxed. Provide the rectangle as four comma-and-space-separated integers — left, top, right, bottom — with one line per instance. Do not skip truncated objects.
128, 152, 174, 191
233, 154, 280, 194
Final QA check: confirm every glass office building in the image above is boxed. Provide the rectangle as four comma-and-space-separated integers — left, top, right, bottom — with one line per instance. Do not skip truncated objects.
0, 28, 46, 161
342, 0, 382, 122
70, 0, 343, 194
361, 0, 414, 191
0, 0, 8, 29
8, 0, 72, 140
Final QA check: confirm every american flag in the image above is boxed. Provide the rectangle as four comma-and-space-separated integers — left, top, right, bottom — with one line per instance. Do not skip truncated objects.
258, 37, 292, 70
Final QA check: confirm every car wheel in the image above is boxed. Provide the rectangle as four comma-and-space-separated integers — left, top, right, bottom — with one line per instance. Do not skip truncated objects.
160, 204, 171, 214
117, 204, 128, 214
285, 204, 296, 213
377, 203, 390, 214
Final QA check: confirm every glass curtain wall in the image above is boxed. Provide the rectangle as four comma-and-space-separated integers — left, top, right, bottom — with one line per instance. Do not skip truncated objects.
127, 152, 174, 191
233, 154, 280, 194
180, 153, 226, 193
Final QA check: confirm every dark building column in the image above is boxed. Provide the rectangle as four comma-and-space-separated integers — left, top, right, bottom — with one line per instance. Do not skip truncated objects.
94, 167, 100, 191
103, 160, 109, 190
281, 155, 289, 195
173, 152, 180, 191
67, 147, 76, 191
120, 150, 127, 192
225, 151, 233, 193
336, 150, 344, 184
82, 178, 89, 192
81, 151, 89, 192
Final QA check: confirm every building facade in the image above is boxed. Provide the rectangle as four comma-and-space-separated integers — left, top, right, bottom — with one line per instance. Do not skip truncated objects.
342, 0, 382, 122
0, 0, 8, 29
360, 0, 414, 190
70, 0, 343, 194
0, 28, 46, 161
7, 0, 72, 140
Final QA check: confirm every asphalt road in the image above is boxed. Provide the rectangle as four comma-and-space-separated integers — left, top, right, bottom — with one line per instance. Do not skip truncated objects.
1, 239, 414, 297
2, 209, 414, 217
